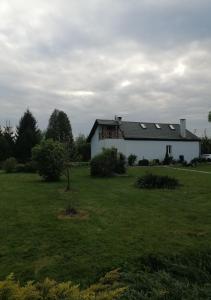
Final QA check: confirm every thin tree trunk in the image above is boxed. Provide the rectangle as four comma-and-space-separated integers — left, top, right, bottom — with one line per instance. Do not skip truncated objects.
66, 167, 70, 191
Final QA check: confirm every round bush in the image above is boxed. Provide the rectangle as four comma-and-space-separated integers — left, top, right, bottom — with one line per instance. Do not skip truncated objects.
90, 148, 126, 177
90, 148, 117, 177
32, 139, 66, 181
3, 157, 17, 173
15, 161, 37, 173
15, 163, 26, 173
136, 173, 179, 189
128, 154, 137, 166
138, 159, 149, 166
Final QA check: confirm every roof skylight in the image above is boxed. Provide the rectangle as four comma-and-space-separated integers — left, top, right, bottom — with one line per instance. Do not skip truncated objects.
140, 123, 147, 129
155, 123, 161, 129
169, 124, 175, 130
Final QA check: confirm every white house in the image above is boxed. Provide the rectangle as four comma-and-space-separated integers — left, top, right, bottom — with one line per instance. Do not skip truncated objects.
87, 117, 201, 162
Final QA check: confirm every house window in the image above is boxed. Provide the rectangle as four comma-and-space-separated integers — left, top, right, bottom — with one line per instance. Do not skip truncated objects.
99, 125, 121, 139
155, 123, 161, 129
166, 145, 172, 155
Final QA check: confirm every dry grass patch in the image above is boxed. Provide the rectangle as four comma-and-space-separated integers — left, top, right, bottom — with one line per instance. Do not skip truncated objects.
58, 209, 89, 220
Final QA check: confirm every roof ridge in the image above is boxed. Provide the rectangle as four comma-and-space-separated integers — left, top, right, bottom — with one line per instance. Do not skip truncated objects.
97, 119, 180, 125
121, 121, 180, 125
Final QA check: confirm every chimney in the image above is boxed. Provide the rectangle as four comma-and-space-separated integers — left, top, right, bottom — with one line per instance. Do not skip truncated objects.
180, 119, 186, 138
115, 116, 122, 124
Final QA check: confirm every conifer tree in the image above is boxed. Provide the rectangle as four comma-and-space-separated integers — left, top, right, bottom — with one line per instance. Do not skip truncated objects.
3, 124, 15, 157
0, 127, 8, 161
15, 109, 41, 162
46, 109, 74, 159
0, 124, 15, 161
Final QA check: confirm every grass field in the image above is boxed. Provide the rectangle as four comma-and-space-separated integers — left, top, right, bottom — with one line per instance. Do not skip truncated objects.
0, 165, 211, 286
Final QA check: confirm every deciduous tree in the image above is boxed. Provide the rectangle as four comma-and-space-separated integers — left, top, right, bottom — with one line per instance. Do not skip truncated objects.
75, 134, 91, 161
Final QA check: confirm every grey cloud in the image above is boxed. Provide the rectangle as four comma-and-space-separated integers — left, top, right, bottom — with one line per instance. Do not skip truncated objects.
0, 0, 210, 137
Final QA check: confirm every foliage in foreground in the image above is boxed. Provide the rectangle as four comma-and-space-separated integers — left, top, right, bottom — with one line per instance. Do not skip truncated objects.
91, 148, 126, 177
136, 173, 179, 189
0, 270, 125, 300
32, 139, 66, 181
121, 251, 211, 300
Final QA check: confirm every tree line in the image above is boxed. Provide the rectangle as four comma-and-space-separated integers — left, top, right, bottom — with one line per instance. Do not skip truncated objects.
0, 109, 90, 164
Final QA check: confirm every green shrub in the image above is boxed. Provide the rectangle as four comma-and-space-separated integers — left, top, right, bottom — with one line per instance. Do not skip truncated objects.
75, 134, 91, 162
163, 153, 173, 165
179, 154, 185, 163
115, 153, 127, 174
189, 158, 201, 167
182, 160, 188, 166
3, 157, 17, 173
153, 159, 160, 165
70, 161, 90, 167
90, 148, 126, 177
15, 161, 37, 173
24, 161, 37, 172
32, 139, 66, 181
121, 251, 211, 300
91, 148, 117, 177
0, 270, 125, 300
138, 159, 149, 166
136, 173, 179, 189
149, 159, 160, 166
15, 163, 26, 173
128, 154, 137, 166
191, 157, 200, 164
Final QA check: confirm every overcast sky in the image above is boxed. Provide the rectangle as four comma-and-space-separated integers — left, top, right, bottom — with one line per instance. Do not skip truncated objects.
0, 0, 211, 137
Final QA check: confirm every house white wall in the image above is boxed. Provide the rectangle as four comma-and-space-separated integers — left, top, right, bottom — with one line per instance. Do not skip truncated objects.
91, 126, 200, 162
91, 126, 100, 158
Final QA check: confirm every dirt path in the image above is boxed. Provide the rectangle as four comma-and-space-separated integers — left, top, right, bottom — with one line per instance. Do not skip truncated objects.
163, 166, 211, 175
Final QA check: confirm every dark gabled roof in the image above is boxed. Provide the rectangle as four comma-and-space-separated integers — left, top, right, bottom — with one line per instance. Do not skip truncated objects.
87, 119, 200, 142
120, 121, 200, 141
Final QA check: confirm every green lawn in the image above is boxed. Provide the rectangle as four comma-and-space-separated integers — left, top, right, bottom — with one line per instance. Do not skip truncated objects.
0, 166, 211, 285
